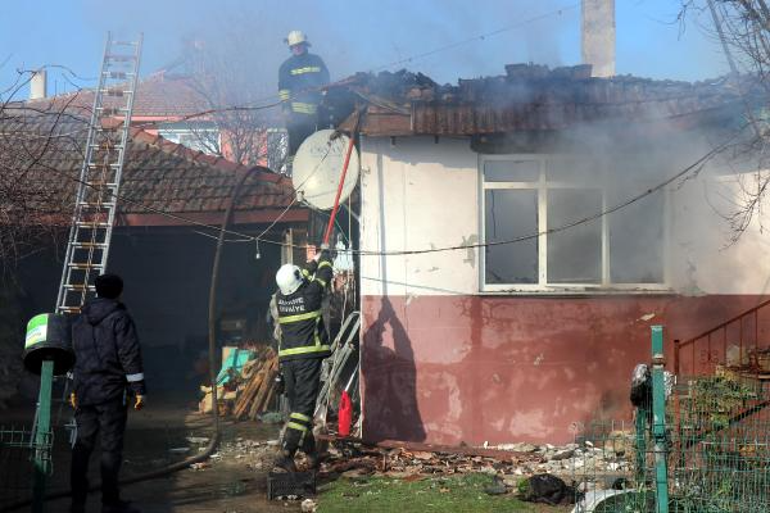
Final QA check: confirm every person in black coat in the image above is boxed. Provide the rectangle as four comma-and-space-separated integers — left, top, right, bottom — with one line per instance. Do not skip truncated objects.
69, 274, 146, 513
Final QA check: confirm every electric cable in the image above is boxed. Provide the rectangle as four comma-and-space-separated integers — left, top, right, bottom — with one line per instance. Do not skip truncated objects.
7, 3, 581, 131
34, 121, 745, 258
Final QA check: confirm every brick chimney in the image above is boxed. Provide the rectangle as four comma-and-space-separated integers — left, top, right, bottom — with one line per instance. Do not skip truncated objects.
29, 69, 47, 100
582, 0, 615, 77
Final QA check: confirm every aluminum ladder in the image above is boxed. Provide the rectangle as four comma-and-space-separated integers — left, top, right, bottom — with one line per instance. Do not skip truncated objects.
55, 33, 143, 314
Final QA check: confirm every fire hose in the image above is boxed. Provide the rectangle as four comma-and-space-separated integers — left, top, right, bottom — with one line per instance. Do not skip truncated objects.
321, 110, 363, 247
0, 167, 265, 512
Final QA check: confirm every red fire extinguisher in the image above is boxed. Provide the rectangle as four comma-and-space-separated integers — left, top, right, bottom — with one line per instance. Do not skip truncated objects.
338, 390, 352, 437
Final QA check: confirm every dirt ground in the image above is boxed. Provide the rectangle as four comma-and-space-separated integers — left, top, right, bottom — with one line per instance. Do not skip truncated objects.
2, 394, 572, 512
2, 394, 300, 513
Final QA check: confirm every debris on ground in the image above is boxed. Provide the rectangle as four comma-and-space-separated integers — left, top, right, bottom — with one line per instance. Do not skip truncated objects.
317, 435, 635, 500
300, 498, 318, 512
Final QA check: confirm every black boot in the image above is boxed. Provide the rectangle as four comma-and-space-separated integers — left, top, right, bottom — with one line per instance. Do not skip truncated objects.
272, 449, 297, 473
301, 433, 321, 470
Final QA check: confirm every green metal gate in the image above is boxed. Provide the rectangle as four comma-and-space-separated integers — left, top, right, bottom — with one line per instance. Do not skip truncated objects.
572, 326, 770, 512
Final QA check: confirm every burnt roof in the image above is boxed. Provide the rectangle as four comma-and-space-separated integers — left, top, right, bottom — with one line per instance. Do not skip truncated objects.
334, 64, 751, 136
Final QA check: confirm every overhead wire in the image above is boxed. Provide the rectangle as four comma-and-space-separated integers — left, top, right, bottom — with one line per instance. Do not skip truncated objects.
9, 3, 581, 133
38, 122, 744, 257
7, 3, 748, 257
370, 3, 580, 72
138, 2, 580, 124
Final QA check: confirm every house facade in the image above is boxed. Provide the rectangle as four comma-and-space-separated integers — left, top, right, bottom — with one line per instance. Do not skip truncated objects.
344, 66, 770, 445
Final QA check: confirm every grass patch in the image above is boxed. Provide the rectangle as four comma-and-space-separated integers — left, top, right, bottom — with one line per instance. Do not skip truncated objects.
317, 473, 559, 513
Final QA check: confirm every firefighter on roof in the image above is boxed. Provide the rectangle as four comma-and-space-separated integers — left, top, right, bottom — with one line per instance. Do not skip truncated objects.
279, 30, 330, 160
272, 248, 333, 472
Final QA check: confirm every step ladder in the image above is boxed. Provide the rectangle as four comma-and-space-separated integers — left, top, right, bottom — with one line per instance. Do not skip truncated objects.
55, 33, 143, 315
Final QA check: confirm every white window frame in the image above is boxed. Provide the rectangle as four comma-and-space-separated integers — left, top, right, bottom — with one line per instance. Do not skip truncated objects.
479, 154, 671, 294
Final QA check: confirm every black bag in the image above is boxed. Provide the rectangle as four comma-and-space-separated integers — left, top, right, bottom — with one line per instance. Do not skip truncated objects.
518, 473, 575, 505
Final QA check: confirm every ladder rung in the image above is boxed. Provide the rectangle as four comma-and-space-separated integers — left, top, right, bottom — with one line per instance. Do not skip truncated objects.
78, 202, 116, 207
85, 182, 119, 188
67, 263, 104, 270
104, 71, 129, 79
58, 306, 82, 314
111, 40, 138, 46
64, 284, 97, 291
89, 143, 124, 150
76, 221, 111, 227
96, 107, 125, 116
87, 162, 120, 168
86, 182, 118, 189
71, 242, 108, 249
106, 54, 136, 62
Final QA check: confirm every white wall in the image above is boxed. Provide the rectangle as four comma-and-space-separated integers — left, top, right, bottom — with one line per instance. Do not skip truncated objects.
360, 136, 479, 297
670, 172, 770, 296
360, 136, 770, 297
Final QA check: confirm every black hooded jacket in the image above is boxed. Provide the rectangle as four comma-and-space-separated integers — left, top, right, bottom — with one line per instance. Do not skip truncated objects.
72, 298, 146, 406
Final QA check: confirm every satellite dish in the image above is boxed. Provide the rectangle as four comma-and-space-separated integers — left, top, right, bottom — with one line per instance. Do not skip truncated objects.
292, 129, 360, 210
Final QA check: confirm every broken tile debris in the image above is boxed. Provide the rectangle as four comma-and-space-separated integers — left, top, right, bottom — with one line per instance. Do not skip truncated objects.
318, 437, 633, 492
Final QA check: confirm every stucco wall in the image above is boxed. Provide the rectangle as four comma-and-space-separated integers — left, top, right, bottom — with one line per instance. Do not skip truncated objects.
360, 136, 479, 297
357, 135, 770, 445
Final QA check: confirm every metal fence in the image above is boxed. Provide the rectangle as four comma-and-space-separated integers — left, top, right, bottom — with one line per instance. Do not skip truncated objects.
0, 425, 53, 511
572, 327, 770, 513
0, 360, 56, 513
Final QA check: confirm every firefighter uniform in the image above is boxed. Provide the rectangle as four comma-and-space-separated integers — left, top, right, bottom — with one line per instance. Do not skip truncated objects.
278, 52, 330, 156
70, 297, 146, 511
276, 252, 333, 465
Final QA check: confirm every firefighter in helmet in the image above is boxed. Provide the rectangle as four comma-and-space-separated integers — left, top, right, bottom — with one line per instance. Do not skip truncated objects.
278, 30, 330, 162
272, 248, 333, 472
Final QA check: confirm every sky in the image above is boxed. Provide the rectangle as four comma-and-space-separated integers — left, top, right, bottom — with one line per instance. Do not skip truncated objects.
0, 0, 727, 101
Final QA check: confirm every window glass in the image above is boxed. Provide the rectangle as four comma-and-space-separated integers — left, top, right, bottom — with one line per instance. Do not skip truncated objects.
484, 160, 539, 182
485, 189, 538, 284
548, 158, 602, 183
547, 189, 603, 283
609, 189, 665, 283
481, 157, 666, 289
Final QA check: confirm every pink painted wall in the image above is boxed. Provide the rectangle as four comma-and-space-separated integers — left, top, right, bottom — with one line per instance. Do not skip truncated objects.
359, 294, 769, 445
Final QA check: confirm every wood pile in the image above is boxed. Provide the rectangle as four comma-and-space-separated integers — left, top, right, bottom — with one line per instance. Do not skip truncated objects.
198, 345, 280, 420
233, 348, 279, 420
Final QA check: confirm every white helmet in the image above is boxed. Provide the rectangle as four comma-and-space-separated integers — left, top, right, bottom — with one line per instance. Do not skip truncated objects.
285, 30, 310, 47
276, 263, 304, 295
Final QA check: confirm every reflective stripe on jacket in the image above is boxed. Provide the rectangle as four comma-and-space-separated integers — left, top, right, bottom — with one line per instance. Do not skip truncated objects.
276, 255, 333, 361
278, 53, 329, 116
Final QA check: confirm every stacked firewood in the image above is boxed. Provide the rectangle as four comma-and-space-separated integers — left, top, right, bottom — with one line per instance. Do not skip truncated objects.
198, 345, 280, 419
233, 348, 279, 420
